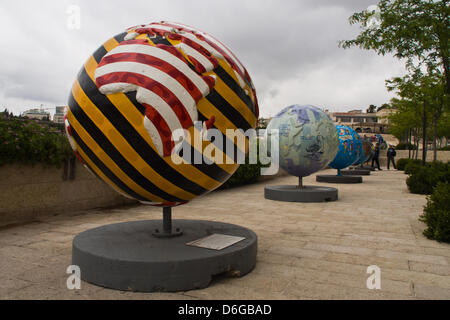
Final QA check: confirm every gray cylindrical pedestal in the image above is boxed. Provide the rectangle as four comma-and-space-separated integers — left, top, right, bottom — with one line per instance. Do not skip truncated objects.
316, 175, 363, 183
341, 169, 371, 176
264, 185, 338, 202
72, 220, 257, 292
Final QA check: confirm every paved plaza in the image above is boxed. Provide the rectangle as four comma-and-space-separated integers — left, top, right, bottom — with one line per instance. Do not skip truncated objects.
1, 169, 449, 300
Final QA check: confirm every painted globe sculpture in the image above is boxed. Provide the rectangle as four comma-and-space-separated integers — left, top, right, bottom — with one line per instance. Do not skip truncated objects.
352, 132, 363, 165
354, 139, 373, 165
266, 105, 339, 177
64, 21, 259, 207
329, 125, 362, 170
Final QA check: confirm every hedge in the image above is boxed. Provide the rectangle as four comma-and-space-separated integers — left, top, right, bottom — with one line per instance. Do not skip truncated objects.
219, 162, 263, 189
420, 182, 450, 243
396, 142, 414, 150
219, 139, 268, 189
404, 160, 424, 175
397, 158, 421, 171
406, 161, 450, 195
0, 116, 73, 168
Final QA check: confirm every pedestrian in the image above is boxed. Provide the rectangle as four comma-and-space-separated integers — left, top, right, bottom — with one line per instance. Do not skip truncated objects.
387, 144, 397, 170
371, 142, 382, 170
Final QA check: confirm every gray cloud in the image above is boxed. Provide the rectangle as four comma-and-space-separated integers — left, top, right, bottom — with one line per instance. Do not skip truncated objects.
0, 0, 403, 117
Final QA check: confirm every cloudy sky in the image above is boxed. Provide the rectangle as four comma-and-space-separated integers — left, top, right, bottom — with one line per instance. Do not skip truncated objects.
0, 0, 407, 118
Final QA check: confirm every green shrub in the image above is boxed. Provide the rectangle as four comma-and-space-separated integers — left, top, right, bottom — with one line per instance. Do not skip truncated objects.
404, 160, 423, 174
219, 139, 268, 189
406, 161, 449, 194
396, 142, 414, 150
397, 158, 421, 171
420, 182, 450, 243
0, 116, 73, 168
219, 161, 262, 189
438, 145, 450, 151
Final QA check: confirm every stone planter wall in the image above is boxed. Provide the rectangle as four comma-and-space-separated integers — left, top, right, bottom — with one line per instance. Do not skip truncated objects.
0, 162, 136, 227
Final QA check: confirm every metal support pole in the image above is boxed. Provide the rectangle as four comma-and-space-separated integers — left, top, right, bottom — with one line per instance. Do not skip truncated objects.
153, 206, 183, 238
163, 207, 172, 234
298, 177, 303, 189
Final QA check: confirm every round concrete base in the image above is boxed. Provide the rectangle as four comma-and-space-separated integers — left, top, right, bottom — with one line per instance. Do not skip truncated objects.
72, 220, 257, 292
361, 166, 376, 171
316, 175, 363, 184
341, 169, 371, 176
264, 185, 338, 202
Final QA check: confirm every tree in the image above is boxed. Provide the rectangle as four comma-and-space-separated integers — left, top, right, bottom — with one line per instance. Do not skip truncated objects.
386, 70, 448, 163
388, 96, 422, 158
367, 105, 377, 113
377, 103, 391, 112
340, 0, 450, 95
425, 73, 448, 160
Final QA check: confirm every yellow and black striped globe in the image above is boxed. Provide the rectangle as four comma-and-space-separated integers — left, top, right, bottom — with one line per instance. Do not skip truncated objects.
65, 22, 259, 207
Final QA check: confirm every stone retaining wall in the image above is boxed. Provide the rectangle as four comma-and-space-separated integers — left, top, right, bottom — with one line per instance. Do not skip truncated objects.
0, 162, 289, 227
378, 150, 450, 166
0, 162, 136, 227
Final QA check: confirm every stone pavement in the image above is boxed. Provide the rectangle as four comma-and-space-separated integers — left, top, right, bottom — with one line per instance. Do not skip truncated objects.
1, 169, 449, 300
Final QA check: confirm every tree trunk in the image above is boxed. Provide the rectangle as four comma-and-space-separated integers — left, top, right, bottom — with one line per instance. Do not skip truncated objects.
422, 101, 427, 165
415, 130, 419, 160
442, 53, 450, 95
412, 130, 416, 159
433, 115, 437, 162
408, 128, 412, 159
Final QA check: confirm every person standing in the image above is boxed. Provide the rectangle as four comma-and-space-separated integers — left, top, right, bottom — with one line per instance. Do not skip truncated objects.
387, 144, 397, 170
371, 143, 382, 170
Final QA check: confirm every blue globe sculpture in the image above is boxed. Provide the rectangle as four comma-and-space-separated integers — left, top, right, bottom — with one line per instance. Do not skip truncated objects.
354, 139, 373, 166
266, 105, 339, 178
329, 125, 362, 171
352, 132, 363, 165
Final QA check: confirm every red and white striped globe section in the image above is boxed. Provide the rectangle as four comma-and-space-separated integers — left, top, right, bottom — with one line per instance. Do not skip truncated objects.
64, 21, 259, 207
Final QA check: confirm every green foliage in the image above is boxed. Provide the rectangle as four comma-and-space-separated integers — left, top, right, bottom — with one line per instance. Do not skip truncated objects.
340, 0, 449, 94
438, 145, 450, 151
256, 118, 269, 130
396, 158, 409, 170
397, 158, 421, 170
0, 116, 73, 168
404, 159, 424, 174
406, 161, 450, 194
396, 142, 414, 150
420, 182, 450, 243
219, 161, 262, 190
219, 138, 269, 189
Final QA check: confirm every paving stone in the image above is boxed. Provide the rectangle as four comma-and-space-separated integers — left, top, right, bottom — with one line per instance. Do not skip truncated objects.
408, 261, 450, 276
413, 283, 450, 300
0, 277, 32, 297
284, 278, 415, 300
0, 169, 448, 299
375, 249, 448, 265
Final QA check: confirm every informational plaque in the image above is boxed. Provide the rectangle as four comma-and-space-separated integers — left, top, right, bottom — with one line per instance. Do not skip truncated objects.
186, 234, 246, 251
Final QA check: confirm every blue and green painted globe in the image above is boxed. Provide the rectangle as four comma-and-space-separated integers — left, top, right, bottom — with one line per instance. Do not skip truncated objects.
266, 105, 339, 178
329, 125, 362, 170
354, 139, 374, 165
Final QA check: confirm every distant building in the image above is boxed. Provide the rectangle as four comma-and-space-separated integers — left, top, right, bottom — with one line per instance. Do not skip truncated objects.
53, 106, 66, 124
326, 108, 394, 134
22, 109, 50, 121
